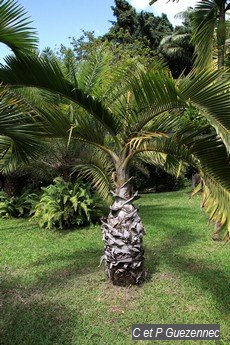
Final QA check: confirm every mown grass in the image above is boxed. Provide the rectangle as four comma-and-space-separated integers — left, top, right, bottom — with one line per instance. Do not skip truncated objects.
0, 190, 229, 345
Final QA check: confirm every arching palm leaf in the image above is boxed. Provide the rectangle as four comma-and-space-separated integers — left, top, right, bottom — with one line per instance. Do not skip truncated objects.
134, 123, 230, 239
0, 55, 118, 135
0, 0, 38, 55
178, 69, 230, 151
191, 0, 230, 69
0, 87, 45, 171
73, 147, 114, 203
196, 172, 230, 240
160, 31, 193, 60
123, 68, 184, 134
138, 151, 187, 178
191, 0, 218, 69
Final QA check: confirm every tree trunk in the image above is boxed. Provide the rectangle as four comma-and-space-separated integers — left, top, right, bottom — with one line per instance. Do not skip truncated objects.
101, 170, 146, 286
217, 0, 226, 69
3, 175, 18, 197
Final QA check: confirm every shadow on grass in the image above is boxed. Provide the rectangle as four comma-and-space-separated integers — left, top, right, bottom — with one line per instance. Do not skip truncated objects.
138, 204, 203, 227
31, 248, 104, 289
146, 227, 230, 314
0, 297, 75, 345
1, 197, 228, 344
0, 247, 103, 345
139, 199, 229, 314
144, 224, 198, 280
2, 247, 103, 291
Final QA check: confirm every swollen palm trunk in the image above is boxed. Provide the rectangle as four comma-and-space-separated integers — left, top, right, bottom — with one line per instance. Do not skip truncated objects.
101, 179, 146, 286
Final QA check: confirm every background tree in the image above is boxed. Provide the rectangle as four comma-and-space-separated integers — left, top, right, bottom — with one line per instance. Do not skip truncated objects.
150, 0, 230, 69
59, 31, 154, 67
107, 0, 173, 50
55, 1, 173, 72
159, 7, 194, 77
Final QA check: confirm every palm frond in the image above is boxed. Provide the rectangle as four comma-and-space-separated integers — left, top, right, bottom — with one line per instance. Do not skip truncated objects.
134, 122, 230, 237
191, 135, 230, 192
9, 87, 72, 138
160, 32, 192, 54
0, 54, 119, 135
178, 69, 230, 152
191, 0, 218, 69
76, 47, 114, 97
193, 172, 230, 240
128, 131, 168, 151
73, 148, 114, 202
125, 69, 184, 133
130, 158, 150, 178
0, 0, 38, 54
55, 103, 118, 155
0, 87, 46, 171
72, 114, 108, 149
138, 151, 187, 178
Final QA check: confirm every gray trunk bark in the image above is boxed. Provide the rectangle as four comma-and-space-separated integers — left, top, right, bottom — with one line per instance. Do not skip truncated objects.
101, 177, 146, 286
217, 0, 226, 69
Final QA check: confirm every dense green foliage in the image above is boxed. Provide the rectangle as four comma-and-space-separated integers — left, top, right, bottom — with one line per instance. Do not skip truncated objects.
59, 0, 174, 69
0, 190, 229, 344
34, 177, 101, 230
0, 46, 229, 238
0, 173, 105, 231
0, 189, 38, 218
107, 0, 173, 50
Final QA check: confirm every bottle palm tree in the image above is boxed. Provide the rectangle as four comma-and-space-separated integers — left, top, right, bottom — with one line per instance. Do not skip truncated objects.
159, 8, 194, 77
0, 47, 229, 285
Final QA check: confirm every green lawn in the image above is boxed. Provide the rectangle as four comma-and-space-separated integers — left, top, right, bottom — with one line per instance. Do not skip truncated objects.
0, 190, 229, 345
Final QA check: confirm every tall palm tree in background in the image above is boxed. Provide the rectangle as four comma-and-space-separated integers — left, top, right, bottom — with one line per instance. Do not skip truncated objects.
150, 0, 230, 69
159, 7, 194, 77
0, 50, 229, 285
191, 0, 230, 69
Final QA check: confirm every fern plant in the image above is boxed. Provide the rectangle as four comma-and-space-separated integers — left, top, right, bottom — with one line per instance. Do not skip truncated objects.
34, 177, 100, 230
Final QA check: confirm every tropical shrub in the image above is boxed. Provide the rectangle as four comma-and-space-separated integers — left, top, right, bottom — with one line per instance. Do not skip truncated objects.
34, 177, 102, 230
0, 189, 39, 218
